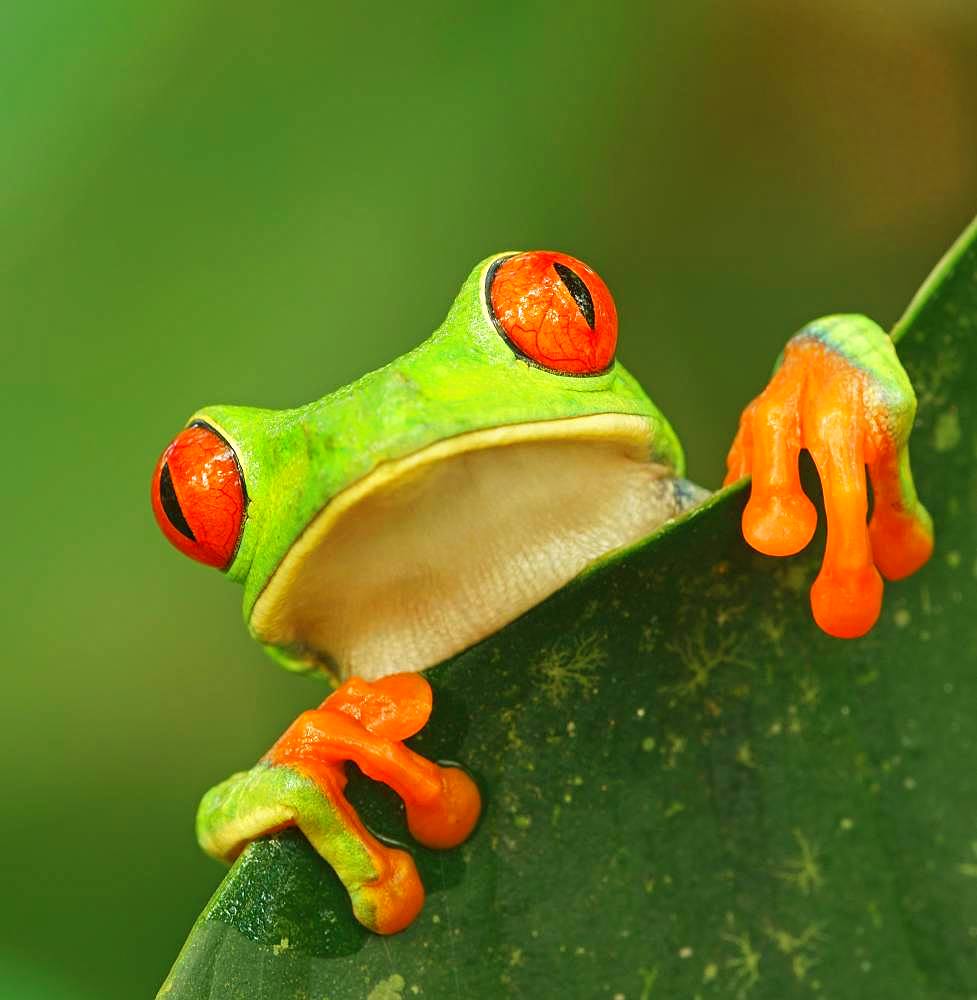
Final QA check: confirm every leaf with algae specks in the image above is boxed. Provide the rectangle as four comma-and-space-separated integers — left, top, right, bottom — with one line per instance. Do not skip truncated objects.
159, 216, 977, 1000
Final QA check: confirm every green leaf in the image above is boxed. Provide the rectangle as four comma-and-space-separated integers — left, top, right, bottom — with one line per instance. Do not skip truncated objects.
159, 218, 977, 1000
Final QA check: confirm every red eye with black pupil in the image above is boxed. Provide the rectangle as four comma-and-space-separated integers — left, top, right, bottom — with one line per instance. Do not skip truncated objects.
487, 251, 617, 375
151, 422, 246, 570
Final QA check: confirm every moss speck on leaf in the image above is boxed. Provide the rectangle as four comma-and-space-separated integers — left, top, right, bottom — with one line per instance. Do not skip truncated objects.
366, 975, 405, 1000
934, 408, 962, 451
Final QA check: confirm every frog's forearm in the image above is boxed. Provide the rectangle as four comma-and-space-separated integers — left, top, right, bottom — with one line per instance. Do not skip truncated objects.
196, 673, 481, 935
266, 709, 480, 849
197, 763, 371, 877
725, 315, 932, 638
197, 761, 423, 933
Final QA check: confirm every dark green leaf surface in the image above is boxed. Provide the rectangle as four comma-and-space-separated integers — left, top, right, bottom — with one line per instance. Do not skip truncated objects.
159, 219, 977, 1000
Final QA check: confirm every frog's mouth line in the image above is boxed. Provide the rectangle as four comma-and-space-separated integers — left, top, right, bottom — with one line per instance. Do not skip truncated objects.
248, 413, 685, 682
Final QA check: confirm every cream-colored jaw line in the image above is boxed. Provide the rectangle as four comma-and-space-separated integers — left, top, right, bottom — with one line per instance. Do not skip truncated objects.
249, 412, 656, 653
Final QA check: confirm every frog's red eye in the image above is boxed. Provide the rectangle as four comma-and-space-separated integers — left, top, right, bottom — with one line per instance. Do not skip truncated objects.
486, 251, 617, 375
151, 422, 246, 570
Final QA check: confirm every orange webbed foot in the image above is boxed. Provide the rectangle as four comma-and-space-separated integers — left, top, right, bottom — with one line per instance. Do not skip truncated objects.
725, 317, 933, 638
264, 672, 481, 933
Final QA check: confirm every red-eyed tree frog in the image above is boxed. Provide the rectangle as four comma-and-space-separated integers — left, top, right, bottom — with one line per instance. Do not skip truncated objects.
151, 251, 933, 934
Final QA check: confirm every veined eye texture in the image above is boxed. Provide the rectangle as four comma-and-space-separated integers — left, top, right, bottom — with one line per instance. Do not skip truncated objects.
486, 250, 617, 376
151, 422, 246, 570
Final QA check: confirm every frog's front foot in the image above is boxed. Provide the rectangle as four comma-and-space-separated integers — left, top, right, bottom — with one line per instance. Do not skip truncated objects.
725, 315, 933, 638
196, 673, 481, 934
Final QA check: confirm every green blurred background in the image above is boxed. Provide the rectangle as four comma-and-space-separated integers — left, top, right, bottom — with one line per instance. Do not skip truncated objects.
2, 2, 976, 996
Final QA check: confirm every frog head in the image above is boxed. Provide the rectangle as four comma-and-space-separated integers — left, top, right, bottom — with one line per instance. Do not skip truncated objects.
151, 252, 684, 682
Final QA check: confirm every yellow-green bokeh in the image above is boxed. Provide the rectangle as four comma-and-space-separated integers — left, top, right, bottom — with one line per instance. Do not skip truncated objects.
2, 2, 975, 996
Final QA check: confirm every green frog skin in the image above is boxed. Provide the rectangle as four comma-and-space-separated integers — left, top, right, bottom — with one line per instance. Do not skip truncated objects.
151, 250, 932, 933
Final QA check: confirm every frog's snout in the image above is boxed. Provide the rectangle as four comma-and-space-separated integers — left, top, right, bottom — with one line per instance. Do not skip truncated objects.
151, 421, 247, 571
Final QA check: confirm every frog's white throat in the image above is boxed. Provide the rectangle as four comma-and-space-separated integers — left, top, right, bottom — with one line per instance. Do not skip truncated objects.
249, 413, 691, 682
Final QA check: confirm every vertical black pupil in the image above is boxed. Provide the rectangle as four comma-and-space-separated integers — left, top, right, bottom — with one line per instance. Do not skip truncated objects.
552, 262, 596, 329
160, 463, 196, 541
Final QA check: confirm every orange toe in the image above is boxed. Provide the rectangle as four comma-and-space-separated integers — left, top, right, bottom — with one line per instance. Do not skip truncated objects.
742, 491, 817, 557
353, 847, 426, 935
810, 564, 883, 639
324, 672, 433, 741
869, 511, 934, 581
406, 766, 482, 850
